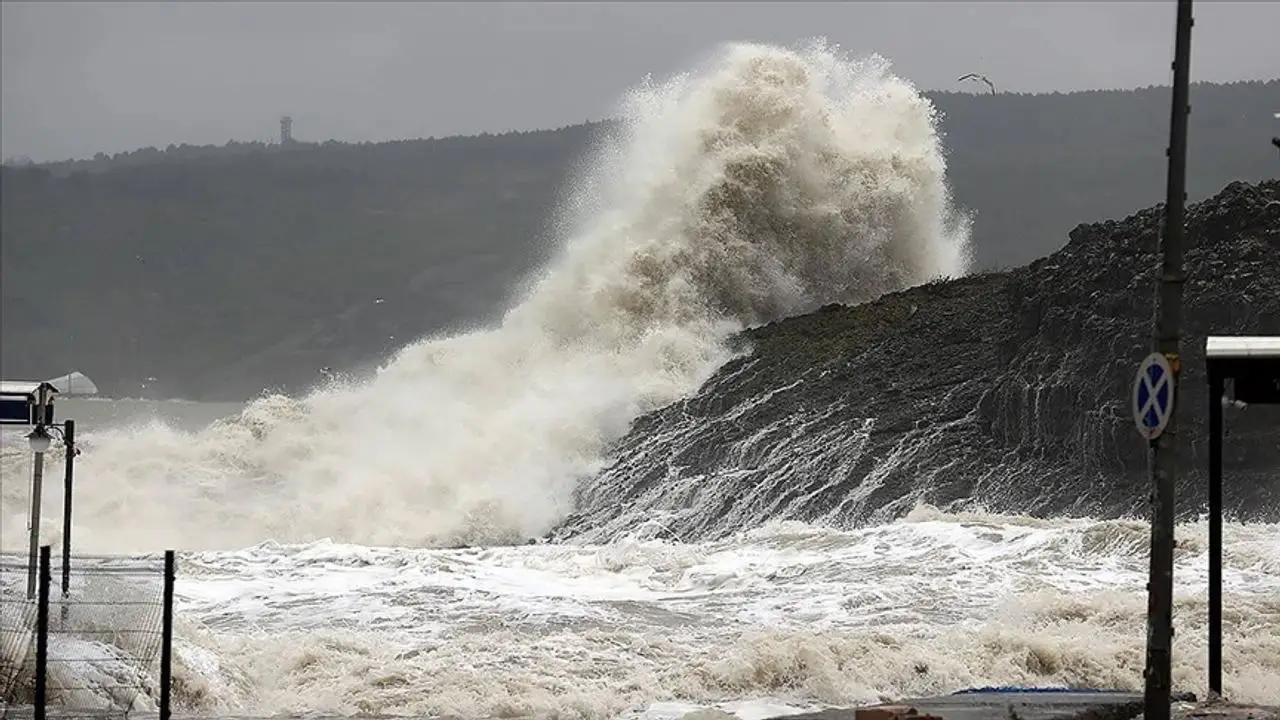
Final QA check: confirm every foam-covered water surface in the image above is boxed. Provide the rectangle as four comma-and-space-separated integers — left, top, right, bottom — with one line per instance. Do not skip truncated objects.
153, 511, 1279, 717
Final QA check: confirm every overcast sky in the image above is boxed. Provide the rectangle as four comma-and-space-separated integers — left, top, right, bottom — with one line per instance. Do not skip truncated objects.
3, 1, 1277, 162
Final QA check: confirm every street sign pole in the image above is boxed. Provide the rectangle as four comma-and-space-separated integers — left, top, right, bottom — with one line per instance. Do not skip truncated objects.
1143, 0, 1194, 717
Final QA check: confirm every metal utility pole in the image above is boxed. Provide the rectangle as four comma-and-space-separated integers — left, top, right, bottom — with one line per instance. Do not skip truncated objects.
26, 385, 54, 600
1144, 0, 1194, 717
27, 446, 46, 599
61, 419, 76, 598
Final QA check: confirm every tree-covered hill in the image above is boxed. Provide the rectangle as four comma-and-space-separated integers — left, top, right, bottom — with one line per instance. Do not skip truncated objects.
2, 81, 1276, 400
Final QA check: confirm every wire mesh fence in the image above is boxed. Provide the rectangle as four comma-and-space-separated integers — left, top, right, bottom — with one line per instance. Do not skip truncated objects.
0, 547, 173, 719
0, 709, 155, 720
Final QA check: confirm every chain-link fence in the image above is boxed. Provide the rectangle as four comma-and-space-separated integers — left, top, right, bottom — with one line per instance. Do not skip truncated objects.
0, 546, 174, 719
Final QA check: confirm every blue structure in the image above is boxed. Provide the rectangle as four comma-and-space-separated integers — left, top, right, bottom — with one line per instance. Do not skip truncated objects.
0, 380, 58, 426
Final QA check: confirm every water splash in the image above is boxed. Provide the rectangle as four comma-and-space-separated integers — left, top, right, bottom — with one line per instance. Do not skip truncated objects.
1, 40, 970, 554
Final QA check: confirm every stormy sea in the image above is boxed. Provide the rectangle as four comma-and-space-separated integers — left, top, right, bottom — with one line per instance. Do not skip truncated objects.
2, 41, 1278, 718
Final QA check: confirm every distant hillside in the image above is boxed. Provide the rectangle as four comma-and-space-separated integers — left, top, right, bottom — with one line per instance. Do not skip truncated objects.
2, 80, 1277, 401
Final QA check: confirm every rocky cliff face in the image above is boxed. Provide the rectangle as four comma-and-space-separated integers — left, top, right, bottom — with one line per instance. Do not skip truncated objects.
554, 180, 1280, 543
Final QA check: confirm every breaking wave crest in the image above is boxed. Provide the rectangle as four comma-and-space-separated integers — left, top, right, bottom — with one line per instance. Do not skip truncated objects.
1, 40, 970, 554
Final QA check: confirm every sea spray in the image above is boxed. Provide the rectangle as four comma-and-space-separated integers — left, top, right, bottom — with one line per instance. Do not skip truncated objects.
1, 40, 971, 554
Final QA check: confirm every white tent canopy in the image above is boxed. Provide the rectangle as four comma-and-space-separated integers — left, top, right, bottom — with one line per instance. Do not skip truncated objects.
42, 371, 99, 396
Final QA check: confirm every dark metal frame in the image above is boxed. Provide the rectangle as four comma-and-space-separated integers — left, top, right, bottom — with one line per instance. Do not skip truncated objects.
1205, 346, 1280, 697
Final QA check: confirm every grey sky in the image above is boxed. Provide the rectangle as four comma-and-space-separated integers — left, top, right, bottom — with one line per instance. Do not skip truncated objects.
3, 1, 1277, 162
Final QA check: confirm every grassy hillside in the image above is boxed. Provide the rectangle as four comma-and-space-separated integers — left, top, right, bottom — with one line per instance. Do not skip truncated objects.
2, 80, 1276, 400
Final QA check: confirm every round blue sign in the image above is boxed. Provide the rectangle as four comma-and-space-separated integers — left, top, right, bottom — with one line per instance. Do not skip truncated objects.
1133, 352, 1176, 440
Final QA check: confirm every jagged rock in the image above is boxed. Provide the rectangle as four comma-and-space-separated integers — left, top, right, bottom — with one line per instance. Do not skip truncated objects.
555, 180, 1280, 543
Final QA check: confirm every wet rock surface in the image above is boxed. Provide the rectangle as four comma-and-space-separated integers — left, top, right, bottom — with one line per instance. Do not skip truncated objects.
555, 180, 1280, 543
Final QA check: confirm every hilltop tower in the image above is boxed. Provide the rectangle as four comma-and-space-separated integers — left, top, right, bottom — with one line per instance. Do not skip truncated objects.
280, 116, 294, 145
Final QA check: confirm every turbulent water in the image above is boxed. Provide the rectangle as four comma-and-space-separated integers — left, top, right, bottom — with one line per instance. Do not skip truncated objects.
1, 41, 1278, 717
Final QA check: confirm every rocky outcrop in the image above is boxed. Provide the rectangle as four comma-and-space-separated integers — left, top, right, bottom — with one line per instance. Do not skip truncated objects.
554, 180, 1280, 543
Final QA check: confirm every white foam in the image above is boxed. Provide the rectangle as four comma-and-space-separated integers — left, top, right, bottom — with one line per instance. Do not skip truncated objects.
4, 507, 1277, 715
153, 511, 1278, 716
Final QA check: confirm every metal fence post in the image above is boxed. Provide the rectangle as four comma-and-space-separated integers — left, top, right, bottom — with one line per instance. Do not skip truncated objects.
160, 549, 175, 720
35, 544, 51, 719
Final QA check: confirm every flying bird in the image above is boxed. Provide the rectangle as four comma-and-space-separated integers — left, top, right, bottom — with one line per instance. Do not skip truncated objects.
958, 73, 996, 95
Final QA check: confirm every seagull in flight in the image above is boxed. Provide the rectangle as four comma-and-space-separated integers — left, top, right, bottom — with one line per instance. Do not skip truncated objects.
958, 72, 996, 95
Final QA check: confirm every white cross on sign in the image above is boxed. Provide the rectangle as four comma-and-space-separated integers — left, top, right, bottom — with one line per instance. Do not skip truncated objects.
1133, 352, 1176, 440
